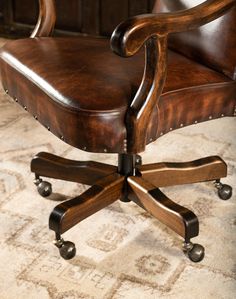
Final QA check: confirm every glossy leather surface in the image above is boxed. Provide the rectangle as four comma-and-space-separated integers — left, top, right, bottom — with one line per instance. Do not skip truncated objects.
153, 0, 236, 79
0, 37, 235, 153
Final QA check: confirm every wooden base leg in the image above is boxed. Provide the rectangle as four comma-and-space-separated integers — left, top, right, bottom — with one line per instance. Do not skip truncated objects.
49, 173, 124, 235
137, 156, 227, 187
31, 152, 117, 185
128, 176, 199, 241
128, 176, 205, 262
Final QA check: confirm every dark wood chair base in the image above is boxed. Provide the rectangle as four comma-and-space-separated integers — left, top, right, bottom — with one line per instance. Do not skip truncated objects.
31, 152, 231, 262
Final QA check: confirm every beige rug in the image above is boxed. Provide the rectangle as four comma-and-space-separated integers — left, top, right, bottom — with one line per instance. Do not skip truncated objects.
0, 38, 236, 299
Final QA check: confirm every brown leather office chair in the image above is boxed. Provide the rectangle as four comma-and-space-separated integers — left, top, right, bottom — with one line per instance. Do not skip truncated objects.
0, 0, 235, 262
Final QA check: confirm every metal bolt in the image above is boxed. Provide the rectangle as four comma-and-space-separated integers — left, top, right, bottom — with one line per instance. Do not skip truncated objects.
34, 116, 38, 120
169, 128, 173, 131
104, 149, 107, 153
194, 120, 198, 124
209, 115, 212, 120
83, 146, 87, 151
47, 126, 50, 131
160, 132, 163, 136
60, 136, 64, 141
180, 124, 184, 127
5, 89, 8, 94
221, 114, 224, 117
24, 106, 27, 111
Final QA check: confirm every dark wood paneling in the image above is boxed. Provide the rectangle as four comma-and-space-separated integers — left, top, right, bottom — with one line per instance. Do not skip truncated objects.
129, 0, 149, 16
81, 0, 100, 35
56, 0, 82, 31
149, 0, 156, 11
13, 0, 38, 24
0, 1, 4, 24
0, 0, 154, 38
100, 0, 129, 36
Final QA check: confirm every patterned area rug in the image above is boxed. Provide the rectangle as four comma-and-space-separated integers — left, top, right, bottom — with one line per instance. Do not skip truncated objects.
0, 38, 236, 299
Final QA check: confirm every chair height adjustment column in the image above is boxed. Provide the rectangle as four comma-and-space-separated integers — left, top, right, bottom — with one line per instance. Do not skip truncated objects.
118, 153, 137, 202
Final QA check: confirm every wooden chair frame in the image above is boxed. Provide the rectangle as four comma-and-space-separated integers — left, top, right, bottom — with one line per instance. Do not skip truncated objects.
6, 0, 236, 261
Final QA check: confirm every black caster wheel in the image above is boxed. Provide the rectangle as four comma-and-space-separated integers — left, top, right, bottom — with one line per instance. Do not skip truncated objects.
218, 184, 232, 200
183, 242, 205, 263
59, 241, 76, 260
214, 181, 232, 200
34, 178, 52, 197
54, 238, 76, 260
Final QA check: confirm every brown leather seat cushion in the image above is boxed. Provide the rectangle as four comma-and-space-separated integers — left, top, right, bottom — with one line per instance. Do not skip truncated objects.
0, 37, 234, 153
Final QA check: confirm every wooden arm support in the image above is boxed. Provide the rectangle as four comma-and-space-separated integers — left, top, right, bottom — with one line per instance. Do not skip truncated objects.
111, 0, 235, 57
125, 35, 167, 153
111, 0, 235, 153
31, 0, 56, 38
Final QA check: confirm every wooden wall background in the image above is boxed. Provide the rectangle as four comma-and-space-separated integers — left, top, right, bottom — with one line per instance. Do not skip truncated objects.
0, 0, 155, 37
0, 1, 3, 24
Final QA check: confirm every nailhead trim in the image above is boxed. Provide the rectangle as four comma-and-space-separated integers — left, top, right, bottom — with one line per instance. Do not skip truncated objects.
4, 85, 230, 151
123, 139, 127, 152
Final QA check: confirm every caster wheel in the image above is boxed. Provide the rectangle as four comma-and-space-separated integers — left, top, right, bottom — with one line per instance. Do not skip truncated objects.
37, 180, 52, 197
217, 184, 232, 200
183, 242, 205, 263
34, 177, 52, 197
59, 241, 76, 260
54, 238, 76, 260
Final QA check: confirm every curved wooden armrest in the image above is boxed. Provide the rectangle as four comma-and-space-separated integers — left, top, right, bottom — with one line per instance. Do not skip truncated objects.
111, 0, 235, 153
31, 0, 56, 38
111, 0, 236, 57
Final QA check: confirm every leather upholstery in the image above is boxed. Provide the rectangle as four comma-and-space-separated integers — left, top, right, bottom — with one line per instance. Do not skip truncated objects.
0, 37, 235, 153
153, 0, 236, 80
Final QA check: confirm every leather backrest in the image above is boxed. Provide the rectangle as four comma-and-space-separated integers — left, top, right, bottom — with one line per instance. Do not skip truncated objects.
153, 0, 236, 80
